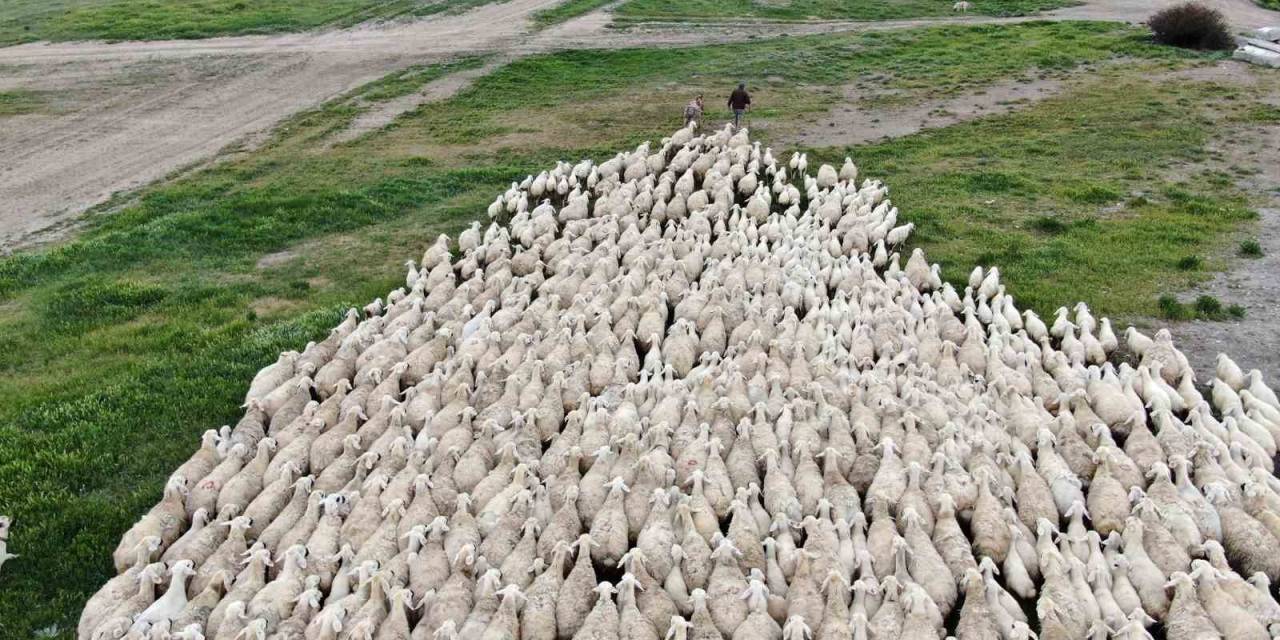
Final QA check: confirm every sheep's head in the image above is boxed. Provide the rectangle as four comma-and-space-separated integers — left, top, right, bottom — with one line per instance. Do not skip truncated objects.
226, 515, 253, 533
135, 535, 163, 558
280, 544, 308, 569
781, 615, 812, 640
169, 559, 197, 580
92, 618, 130, 640
140, 562, 166, 585
172, 623, 206, 640
214, 503, 241, 522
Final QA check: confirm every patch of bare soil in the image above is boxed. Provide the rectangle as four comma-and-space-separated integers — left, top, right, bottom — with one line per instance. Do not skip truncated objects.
1049, 0, 1280, 30
783, 75, 1068, 148
249, 296, 302, 318
1170, 205, 1280, 382
255, 249, 299, 269
1156, 63, 1280, 382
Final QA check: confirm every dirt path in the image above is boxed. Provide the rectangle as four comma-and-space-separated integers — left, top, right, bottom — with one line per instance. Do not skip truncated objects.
0, 0, 563, 250
0, 0, 1276, 249
1172, 204, 1280, 382
1154, 63, 1280, 382
327, 58, 508, 146
1051, 0, 1279, 29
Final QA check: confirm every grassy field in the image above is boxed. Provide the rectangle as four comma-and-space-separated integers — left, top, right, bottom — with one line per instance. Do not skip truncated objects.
613, 0, 1075, 23
0, 20, 1259, 637
0, 0, 490, 45
805, 76, 1259, 316
0, 0, 1078, 44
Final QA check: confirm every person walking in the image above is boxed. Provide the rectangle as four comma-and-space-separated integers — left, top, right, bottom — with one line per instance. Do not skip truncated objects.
684, 95, 704, 128
727, 83, 751, 129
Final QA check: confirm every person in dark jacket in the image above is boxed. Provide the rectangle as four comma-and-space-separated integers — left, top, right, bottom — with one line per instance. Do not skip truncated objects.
727, 83, 751, 129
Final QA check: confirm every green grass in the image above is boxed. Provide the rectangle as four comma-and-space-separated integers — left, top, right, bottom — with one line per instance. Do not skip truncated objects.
540, 0, 1079, 24
0, 89, 47, 116
357, 58, 488, 102
1255, 0, 1280, 10
1176, 255, 1202, 270
384, 21, 1193, 150
0, 21, 1240, 637
804, 73, 1258, 319
1242, 104, 1280, 123
0, 0, 492, 45
615, 0, 1075, 22
1240, 239, 1263, 256
532, 0, 616, 25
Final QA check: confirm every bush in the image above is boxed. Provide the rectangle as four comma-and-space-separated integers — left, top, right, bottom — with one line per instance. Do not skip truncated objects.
1195, 295, 1223, 316
1158, 294, 1190, 319
1148, 3, 1234, 50
1176, 255, 1202, 270
1158, 294, 1245, 320
1240, 239, 1263, 257
1030, 215, 1068, 234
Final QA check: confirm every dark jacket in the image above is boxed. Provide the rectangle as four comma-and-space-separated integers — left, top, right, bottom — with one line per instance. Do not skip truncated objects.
728, 88, 751, 110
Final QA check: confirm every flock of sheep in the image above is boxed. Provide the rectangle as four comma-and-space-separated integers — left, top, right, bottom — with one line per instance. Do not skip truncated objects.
79, 124, 1280, 640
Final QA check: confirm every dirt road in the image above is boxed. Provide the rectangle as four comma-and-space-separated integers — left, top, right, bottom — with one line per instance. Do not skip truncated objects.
0, 0, 1275, 249
0, 0, 561, 249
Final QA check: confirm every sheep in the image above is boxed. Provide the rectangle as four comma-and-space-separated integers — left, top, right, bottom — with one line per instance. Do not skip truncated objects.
245, 351, 300, 405
114, 477, 188, 571
189, 514, 253, 595
170, 569, 230, 633
90, 562, 165, 640
1207, 485, 1280, 581
1191, 562, 1269, 640
217, 437, 276, 513
1163, 571, 1220, 640
131, 560, 196, 633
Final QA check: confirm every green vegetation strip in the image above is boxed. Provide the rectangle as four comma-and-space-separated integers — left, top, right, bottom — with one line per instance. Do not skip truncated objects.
0, 0, 494, 45
0, 89, 47, 116
615, 0, 1076, 23
805, 77, 1256, 318
0, 22, 1246, 636
532, 0, 616, 26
